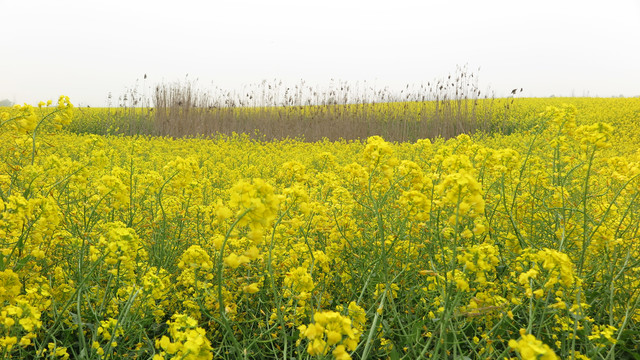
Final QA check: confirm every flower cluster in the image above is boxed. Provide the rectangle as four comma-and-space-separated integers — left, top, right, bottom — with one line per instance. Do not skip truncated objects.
228, 178, 281, 242
154, 313, 213, 360
508, 329, 558, 360
298, 309, 361, 360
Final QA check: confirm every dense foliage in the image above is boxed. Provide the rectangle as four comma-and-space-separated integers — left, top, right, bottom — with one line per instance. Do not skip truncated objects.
1, 97, 640, 359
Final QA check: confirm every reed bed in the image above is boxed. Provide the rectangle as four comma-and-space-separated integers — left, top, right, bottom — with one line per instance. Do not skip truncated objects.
72, 67, 520, 141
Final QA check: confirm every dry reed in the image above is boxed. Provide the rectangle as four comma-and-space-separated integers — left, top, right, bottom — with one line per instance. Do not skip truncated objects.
74, 66, 521, 141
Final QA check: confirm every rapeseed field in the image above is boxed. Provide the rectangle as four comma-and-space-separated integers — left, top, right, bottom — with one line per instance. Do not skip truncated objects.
1, 96, 640, 359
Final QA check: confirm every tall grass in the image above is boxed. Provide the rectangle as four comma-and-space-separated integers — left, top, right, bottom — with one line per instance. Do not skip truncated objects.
72, 66, 521, 141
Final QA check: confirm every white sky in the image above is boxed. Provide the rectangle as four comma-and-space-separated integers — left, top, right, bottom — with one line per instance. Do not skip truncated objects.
2, 0, 640, 106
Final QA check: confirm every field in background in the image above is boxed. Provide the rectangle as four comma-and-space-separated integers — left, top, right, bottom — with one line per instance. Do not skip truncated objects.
67, 72, 639, 145
71, 95, 640, 144
70, 68, 523, 141
1, 94, 640, 359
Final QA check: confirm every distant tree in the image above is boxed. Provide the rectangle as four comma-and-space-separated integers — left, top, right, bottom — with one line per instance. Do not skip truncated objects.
0, 99, 13, 106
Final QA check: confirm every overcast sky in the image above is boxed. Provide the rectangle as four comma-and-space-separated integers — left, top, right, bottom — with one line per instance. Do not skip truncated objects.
2, 0, 640, 106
